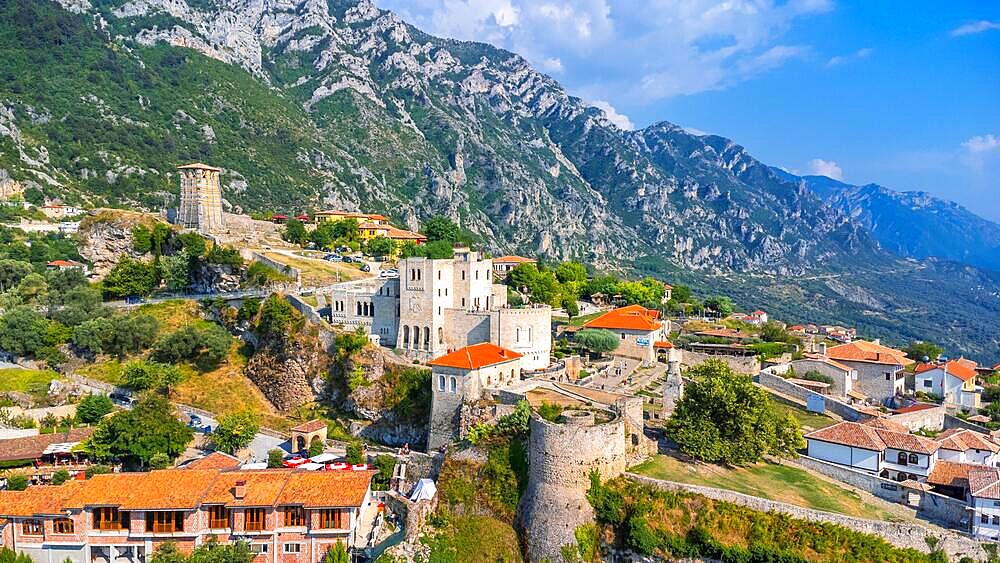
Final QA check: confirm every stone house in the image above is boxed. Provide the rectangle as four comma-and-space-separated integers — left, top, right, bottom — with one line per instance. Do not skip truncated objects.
805, 419, 940, 482
582, 304, 667, 365
0, 468, 375, 563
825, 340, 913, 405
913, 359, 982, 409
427, 343, 522, 450
491, 255, 536, 278
789, 355, 857, 398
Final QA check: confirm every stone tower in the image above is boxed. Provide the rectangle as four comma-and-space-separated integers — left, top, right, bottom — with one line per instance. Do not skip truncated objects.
177, 163, 224, 233
662, 347, 684, 418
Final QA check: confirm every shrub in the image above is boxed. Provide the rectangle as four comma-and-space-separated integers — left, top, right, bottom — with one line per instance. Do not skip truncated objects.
205, 245, 243, 267
345, 440, 365, 464
537, 401, 563, 422
121, 360, 183, 392
85, 464, 111, 478
308, 436, 324, 457
152, 323, 232, 371
371, 454, 396, 491
575, 328, 620, 355
211, 411, 260, 454
148, 452, 172, 470
102, 257, 159, 298
5, 475, 28, 490
50, 469, 70, 485
267, 448, 285, 468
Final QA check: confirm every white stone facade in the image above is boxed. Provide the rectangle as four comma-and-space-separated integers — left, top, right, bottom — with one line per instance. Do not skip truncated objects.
177, 164, 224, 233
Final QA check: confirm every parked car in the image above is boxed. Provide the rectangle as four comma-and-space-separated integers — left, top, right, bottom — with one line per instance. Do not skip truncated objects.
380, 269, 399, 278
372, 255, 387, 262
336, 245, 351, 253
109, 392, 133, 407
324, 254, 342, 262
124, 295, 146, 305
341, 255, 354, 263
187, 414, 202, 427
360, 264, 371, 272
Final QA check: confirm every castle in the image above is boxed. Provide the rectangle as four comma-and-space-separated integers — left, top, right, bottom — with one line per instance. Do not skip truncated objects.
326, 248, 552, 371
177, 163, 224, 233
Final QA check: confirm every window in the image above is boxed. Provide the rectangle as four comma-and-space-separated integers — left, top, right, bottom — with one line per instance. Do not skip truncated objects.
318, 509, 346, 529
244, 508, 265, 532
207, 505, 230, 529
475, 270, 479, 280
284, 543, 302, 554
923, 380, 932, 388
438, 271, 441, 280
908, 453, 918, 464
94, 507, 127, 531
284, 506, 305, 527
461, 271, 466, 280
53, 517, 74, 534
438, 375, 446, 391
897, 452, 908, 465
145, 511, 183, 533
461, 298, 466, 307
449, 377, 457, 393
885, 373, 891, 381
249, 544, 268, 554
983, 513, 990, 524
21, 519, 42, 536
621, 333, 627, 340
993, 515, 1000, 525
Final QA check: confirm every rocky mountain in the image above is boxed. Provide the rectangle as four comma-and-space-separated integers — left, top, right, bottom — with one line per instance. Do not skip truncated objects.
784, 173, 1000, 272
1, 0, 998, 359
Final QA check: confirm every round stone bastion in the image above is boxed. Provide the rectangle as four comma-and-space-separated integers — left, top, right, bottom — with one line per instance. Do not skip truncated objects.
518, 407, 628, 562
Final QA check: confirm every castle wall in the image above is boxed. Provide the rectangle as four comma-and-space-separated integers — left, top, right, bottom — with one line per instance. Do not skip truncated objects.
493, 305, 552, 371
519, 411, 628, 562
427, 359, 522, 450
442, 309, 491, 350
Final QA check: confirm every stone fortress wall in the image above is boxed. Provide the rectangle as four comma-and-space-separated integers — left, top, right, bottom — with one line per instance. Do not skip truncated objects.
518, 409, 628, 562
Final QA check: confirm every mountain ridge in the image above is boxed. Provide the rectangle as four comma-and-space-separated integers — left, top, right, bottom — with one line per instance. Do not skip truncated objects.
1, 0, 998, 360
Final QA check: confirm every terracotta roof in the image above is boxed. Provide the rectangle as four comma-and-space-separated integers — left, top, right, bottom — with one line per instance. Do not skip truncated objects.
275, 470, 375, 508
493, 255, 536, 264
805, 421, 939, 454
993, 362, 1000, 371
428, 343, 522, 370
384, 226, 426, 240
899, 479, 933, 492
291, 419, 327, 433
0, 481, 86, 517
787, 378, 830, 389
202, 470, 290, 507
653, 341, 674, 349
47, 259, 81, 268
177, 163, 222, 172
943, 360, 978, 383
956, 357, 978, 370
358, 221, 387, 230
185, 451, 242, 470
935, 429, 1000, 453
970, 467, 1000, 500
662, 283, 673, 290
65, 470, 220, 510
860, 417, 910, 433
584, 304, 662, 332
0, 428, 93, 462
968, 415, 992, 424
928, 460, 979, 488
894, 403, 939, 414
806, 422, 884, 451
827, 340, 913, 367
846, 389, 868, 401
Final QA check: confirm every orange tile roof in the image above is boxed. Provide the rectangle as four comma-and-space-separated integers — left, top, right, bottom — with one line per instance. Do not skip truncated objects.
428, 343, 522, 370
970, 467, 1000, 500
276, 470, 375, 508
64, 470, 220, 510
0, 428, 93, 462
384, 226, 426, 240
799, 355, 854, 373
291, 419, 327, 433
827, 340, 913, 367
935, 429, 999, 453
928, 460, 979, 488
878, 429, 939, 455
860, 417, 910, 433
805, 421, 939, 454
493, 255, 536, 264
185, 451, 242, 471
583, 304, 662, 332
893, 403, 939, 414
0, 481, 86, 517
653, 341, 674, 349
358, 221, 388, 230
202, 470, 290, 507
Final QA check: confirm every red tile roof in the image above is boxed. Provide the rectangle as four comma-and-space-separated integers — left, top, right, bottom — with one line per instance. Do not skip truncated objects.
915, 360, 978, 382
291, 419, 327, 433
177, 162, 222, 172
65, 470, 221, 510
860, 417, 910, 433
584, 304, 662, 332
827, 340, 913, 366
493, 255, 536, 264
935, 429, 1000, 453
184, 451, 243, 470
0, 481, 87, 517
805, 421, 939, 454
276, 470, 375, 508
202, 470, 291, 507
0, 428, 93, 462
429, 343, 522, 370
384, 226, 426, 241
928, 460, 980, 488
893, 403, 939, 414
971, 467, 1000, 500
653, 341, 674, 349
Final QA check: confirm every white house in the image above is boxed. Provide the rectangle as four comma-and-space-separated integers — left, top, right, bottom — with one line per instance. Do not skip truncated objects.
935, 428, 1000, 466
970, 467, 1000, 540
913, 359, 981, 408
805, 419, 940, 481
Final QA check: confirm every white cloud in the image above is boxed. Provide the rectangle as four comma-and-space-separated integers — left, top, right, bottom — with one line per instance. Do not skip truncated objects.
807, 158, 843, 180
962, 134, 1000, 154
951, 20, 1000, 37
590, 100, 635, 130
375, 0, 831, 104
826, 47, 873, 67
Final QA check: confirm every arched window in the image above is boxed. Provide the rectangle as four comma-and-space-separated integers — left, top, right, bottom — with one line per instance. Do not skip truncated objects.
403, 325, 410, 347
438, 375, 445, 391
516, 327, 522, 343
356, 302, 362, 316
487, 376, 492, 386
438, 327, 444, 344
908, 453, 918, 465
412, 326, 420, 346
449, 377, 457, 393
424, 327, 430, 349
897, 452, 908, 465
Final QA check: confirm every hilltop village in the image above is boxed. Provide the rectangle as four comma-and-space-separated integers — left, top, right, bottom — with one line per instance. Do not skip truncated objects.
2, 165, 1000, 563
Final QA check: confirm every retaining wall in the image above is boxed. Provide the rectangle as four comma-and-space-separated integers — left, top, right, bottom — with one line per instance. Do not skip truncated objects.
682, 350, 760, 374
625, 473, 984, 561
757, 371, 866, 421
944, 414, 992, 434
248, 251, 301, 286
890, 405, 946, 431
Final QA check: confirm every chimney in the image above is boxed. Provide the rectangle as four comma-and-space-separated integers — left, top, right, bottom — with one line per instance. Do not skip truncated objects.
234, 480, 247, 500
819, 342, 827, 356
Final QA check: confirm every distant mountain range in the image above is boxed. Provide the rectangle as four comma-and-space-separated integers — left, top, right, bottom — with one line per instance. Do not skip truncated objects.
774, 170, 1000, 272
0, 0, 998, 360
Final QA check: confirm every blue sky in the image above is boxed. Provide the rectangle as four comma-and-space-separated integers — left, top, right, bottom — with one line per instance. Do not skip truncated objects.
375, 0, 1000, 220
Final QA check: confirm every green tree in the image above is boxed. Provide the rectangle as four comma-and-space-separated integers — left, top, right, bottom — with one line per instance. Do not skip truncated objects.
152, 323, 232, 371
121, 360, 183, 392
255, 295, 303, 339
760, 321, 792, 343
212, 411, 260, 454
204, 245, 243, 267
365, 235, 394, 256
174, 232, 207, 257
0, 258, 33, 291
422, 215, 473, 245
371, 454, 396, 491
703, 295, 735, 317
148, 452, 172, 470
329, 218, 361, 243
561, 296, 580, 319
45, 267, 88, 294
72, 313, 159, 356
0, 306, 55, 356
6, 475, 28, 490
554, 261, 588, 284
76, 393, 114, 424
904, 341, 944, 362
132, 226, 153, 254
51, 469, 70, 485
283, 218, 308, 245
666, 359, 804, 465
160, 252, 191, 291
575, 329, 620, 355
102, 257, 159, 298
48, 284, 107, 327
670, 283, 693, 303
308, 436, 324, 457
86, 394, 194, 467
150, 539, 253, 563
267, 448, 285, 468
345, 440, 365, 464
15, 272, 48, 303
324, 543, 349, 563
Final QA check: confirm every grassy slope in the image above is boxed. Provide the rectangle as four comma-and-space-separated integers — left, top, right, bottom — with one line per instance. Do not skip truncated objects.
630, 454, 902, 522
0, 368, 61, 404
260, 252, 369, 285
770, 395, 838, 432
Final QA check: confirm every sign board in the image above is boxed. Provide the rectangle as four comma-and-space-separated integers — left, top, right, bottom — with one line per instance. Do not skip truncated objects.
637, 337, 650, 346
